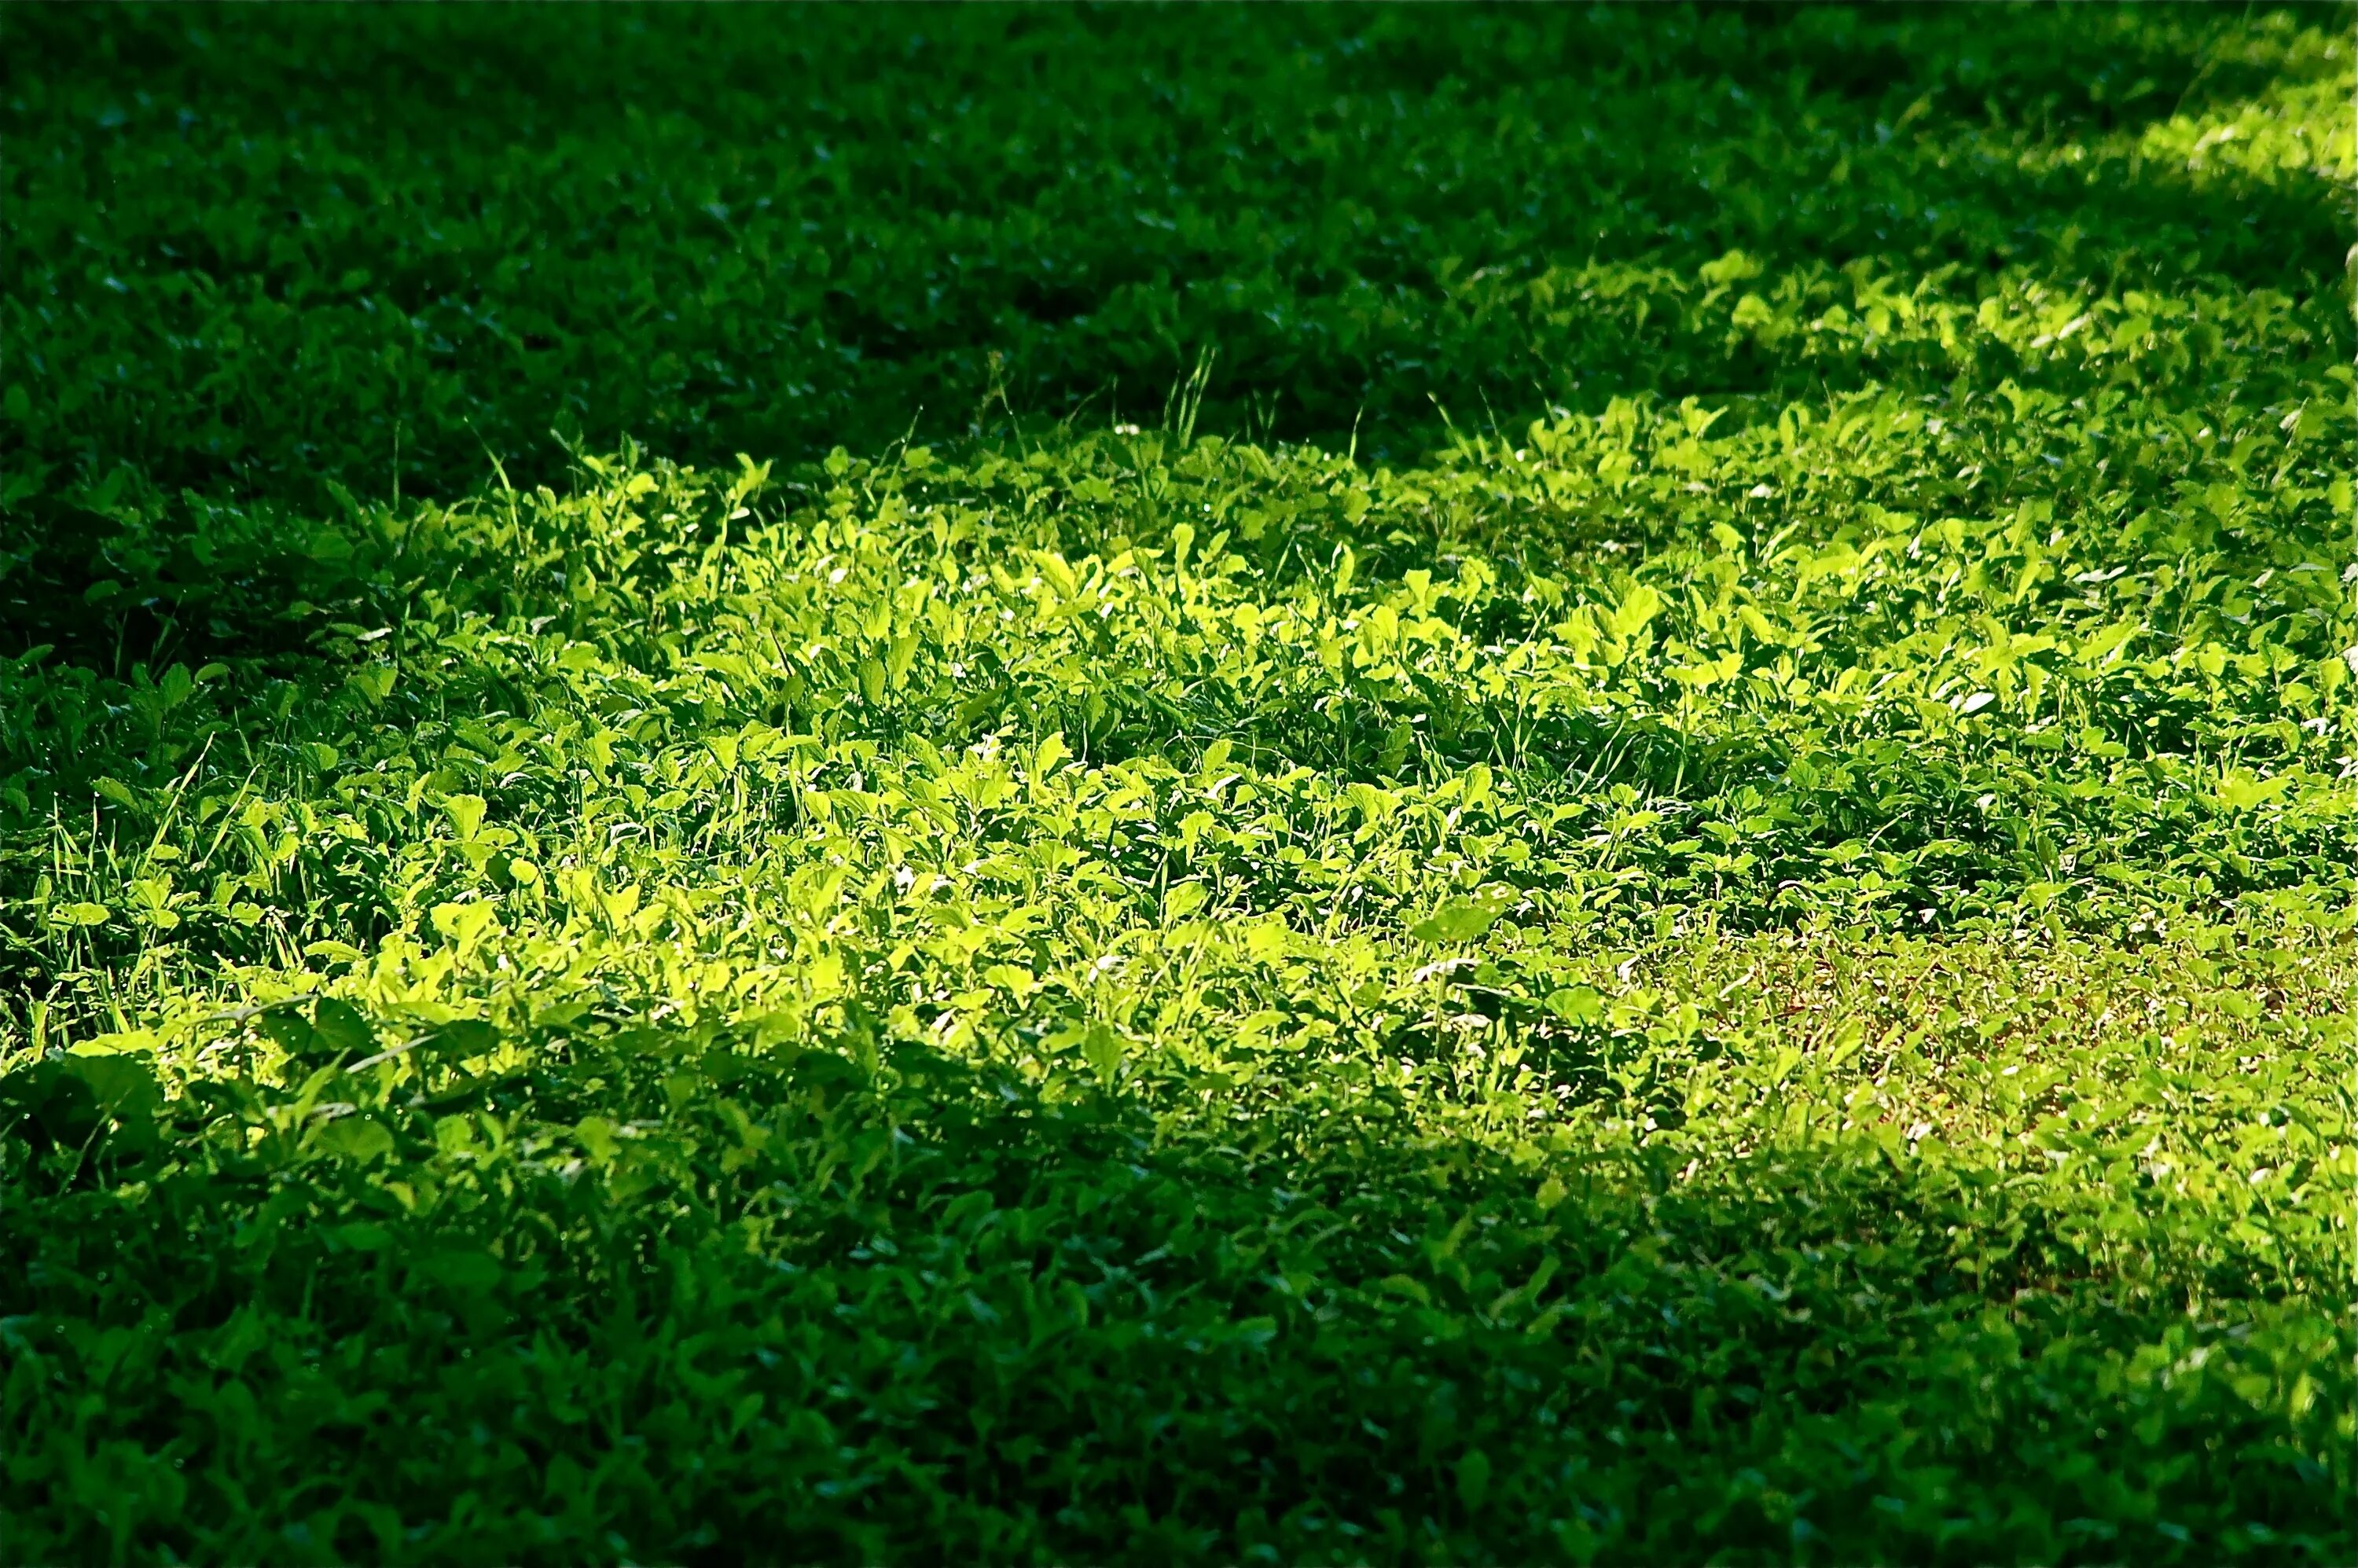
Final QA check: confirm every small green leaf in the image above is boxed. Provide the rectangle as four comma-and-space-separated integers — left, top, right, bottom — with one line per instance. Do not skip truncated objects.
329, 1221, 391, 1252
575, 1115, 620, 1163
431, 900, 499, 950
313, 997, 374, 1055
319, 1115, 394, 1164
2214, 769, 2290, 812
1082, 1023, 1126, 1086
425, 1019, 500, 1063
1456, 1449, 1492, 1511
441, 794, 488, 841
256, 1008, 318, 1056
1411, 898, 1501, 945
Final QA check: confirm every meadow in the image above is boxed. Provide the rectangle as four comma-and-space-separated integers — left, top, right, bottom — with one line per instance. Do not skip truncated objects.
2, 6, 2353, 1562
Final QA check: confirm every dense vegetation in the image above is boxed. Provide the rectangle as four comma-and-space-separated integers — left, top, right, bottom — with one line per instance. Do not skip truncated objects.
3, 5, 2352, 1562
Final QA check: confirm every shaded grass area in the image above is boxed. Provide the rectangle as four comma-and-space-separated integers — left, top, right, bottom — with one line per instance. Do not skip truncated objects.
2, 4, 2354, 1563
13, 933, 2352, 1563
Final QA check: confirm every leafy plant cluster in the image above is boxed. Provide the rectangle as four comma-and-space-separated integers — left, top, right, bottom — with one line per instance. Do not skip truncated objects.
4, 4, 2352, 653
2, 5, 2353, 1564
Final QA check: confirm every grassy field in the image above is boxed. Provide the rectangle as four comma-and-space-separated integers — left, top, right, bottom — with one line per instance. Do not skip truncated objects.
3, 5, 2354, 1562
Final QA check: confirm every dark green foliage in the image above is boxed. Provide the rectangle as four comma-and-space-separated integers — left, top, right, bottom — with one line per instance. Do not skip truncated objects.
2, 5, 2352, 1563
4, 3, 2350, 655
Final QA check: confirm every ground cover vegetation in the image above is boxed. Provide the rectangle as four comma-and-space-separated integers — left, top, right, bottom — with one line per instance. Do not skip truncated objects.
2, 4, 2354, 1562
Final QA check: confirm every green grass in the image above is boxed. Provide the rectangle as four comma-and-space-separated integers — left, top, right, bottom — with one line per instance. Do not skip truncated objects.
2, 5, 2354, 1562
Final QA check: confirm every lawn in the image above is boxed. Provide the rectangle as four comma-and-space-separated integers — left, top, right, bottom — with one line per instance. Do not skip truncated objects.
2, 5, 2353, 1562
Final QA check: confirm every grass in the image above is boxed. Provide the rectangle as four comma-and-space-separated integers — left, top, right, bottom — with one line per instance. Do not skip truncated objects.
2, 4, 2354, 1562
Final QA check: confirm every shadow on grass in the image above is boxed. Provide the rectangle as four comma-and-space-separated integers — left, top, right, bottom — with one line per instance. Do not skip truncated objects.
2, 1025, 2341, 1565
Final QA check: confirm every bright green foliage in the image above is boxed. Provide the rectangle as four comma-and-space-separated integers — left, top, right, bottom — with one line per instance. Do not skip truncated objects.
2, 6, 2354, 1564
